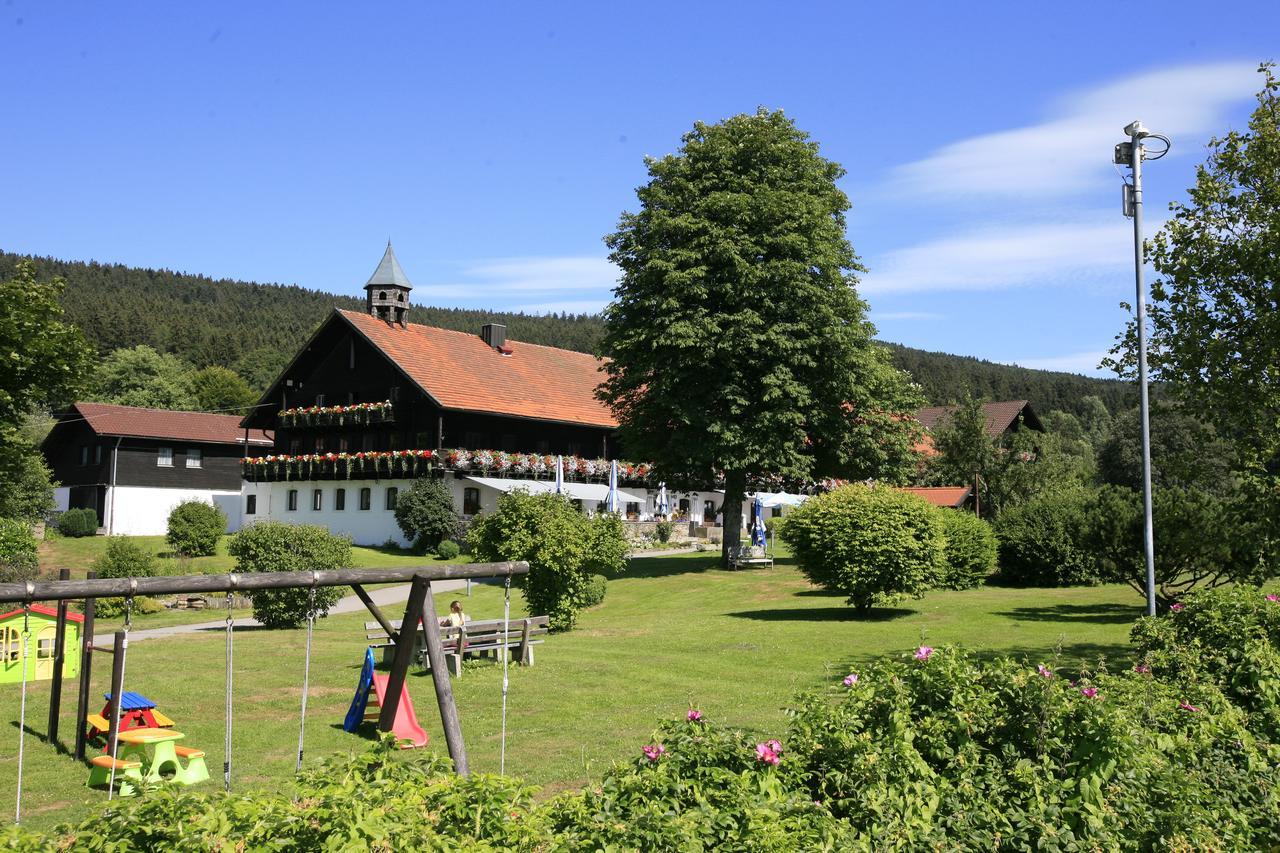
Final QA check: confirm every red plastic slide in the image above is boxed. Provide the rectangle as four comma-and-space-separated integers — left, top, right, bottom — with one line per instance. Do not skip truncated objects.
369, 674, 430, 748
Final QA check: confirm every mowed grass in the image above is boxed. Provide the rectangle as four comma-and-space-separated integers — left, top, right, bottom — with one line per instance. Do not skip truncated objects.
39, 534, 461, 577
0, 550, 1145, 832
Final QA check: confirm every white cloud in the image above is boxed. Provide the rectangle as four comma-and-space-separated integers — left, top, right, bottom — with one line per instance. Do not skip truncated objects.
889, 61, 1257, 198
412, 255, 619, 310
1009, 350, 1110, 375
862, 214, 1138, 294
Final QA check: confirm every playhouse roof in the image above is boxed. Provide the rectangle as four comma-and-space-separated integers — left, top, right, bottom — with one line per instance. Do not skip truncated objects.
0, 604, 85, 623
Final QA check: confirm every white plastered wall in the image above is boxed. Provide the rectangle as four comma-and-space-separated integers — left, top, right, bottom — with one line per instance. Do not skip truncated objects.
105, 486, 243, 536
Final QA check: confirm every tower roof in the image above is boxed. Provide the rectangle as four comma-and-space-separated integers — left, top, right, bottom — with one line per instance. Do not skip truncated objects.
365, 241, 412, 289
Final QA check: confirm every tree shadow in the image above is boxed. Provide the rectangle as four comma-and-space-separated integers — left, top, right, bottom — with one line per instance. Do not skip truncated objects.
727, 606, 916, 623
614, 554, 723, 580
793, 588, 844, 598
994, 604, 1142, 625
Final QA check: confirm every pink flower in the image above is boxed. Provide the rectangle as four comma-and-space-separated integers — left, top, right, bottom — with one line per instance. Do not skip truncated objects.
1178, 700, 1201, 713
1134, 664, 1152, 674
914, 646, 935, 662
642, 744, 665, 762
755, 743, 780, 766
687, 710, 703, 722
1266, 594, 1279, 603
842, 673, 860, 687
1169, 603, 1184, 612
1080, 687, 1099, 699
1037, 664, 1053, 679
766, 739, 782, 753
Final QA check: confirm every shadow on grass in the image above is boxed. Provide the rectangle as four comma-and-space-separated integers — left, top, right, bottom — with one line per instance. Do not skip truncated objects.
728, 606, 916, 623
614, 554, 722, 580
793, 588, 844, 598
995, 604, 1142, 625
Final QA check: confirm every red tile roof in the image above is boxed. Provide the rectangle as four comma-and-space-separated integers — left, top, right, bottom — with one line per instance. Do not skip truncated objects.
915, 400, 1041, 439
72, 402, 274, 446
339, 309, 618, 428
0, 604, 84, 623
899, 486, 973, 508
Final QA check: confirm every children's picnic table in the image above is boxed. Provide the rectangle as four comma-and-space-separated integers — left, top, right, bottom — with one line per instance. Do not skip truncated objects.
115, 727, 191, 783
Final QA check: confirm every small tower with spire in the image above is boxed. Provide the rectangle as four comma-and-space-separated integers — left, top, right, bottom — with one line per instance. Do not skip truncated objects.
365, 241, 412, 327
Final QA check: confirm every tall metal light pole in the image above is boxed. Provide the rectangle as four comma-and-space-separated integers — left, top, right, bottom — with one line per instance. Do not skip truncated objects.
1115, 120, 1169, 617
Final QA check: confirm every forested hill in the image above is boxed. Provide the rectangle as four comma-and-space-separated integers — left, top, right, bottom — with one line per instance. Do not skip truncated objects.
4, 251, 1132, 416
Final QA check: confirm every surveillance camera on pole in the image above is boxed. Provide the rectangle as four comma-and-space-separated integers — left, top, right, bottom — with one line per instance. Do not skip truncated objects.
1114, 120, 1169, 617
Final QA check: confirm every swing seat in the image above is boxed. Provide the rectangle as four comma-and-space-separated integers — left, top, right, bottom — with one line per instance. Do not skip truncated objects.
87, 755, 144, 796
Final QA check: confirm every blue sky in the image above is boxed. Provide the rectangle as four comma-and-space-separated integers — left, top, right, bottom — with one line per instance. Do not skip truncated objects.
3, 2, 1275, 374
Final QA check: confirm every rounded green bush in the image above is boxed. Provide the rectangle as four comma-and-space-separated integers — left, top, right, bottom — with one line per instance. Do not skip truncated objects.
227, 522, 350, 628
654, 519, 675, 544
938, 509, 997, 589
0, 517, 38, 583
994, 490, 1099, 586
434, 539, 461, 560
580, 573, 607, 608
467, 491, 627, 630
781, 484, 945, 612
166, 500, 226, 557
92, 536, 157, 579
57, 507, 98, 537
394, 478, 459, 551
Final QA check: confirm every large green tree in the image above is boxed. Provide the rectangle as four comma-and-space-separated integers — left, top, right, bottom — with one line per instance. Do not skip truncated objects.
91, 345, 198, 410
0, 261, 94, 426
1109, 64, 1280, 558
188, 366, 257, 415
598, 110, 922, 564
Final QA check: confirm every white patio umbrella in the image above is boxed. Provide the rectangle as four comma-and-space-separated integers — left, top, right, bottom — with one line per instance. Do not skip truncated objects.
554, 455, 564, 494
655, 482, 669, 518
606, 460, 620, 514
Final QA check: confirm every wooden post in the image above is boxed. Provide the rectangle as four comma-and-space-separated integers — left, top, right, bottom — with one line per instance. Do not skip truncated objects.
420, 581, 468, 775
378, 576, 429, 734
351, 584, 399, 642
105, 630, 126, 758
447, 625, 465, 678
74, 572, 98, 761
47, 568, 70, 744
517, 619, 532, 666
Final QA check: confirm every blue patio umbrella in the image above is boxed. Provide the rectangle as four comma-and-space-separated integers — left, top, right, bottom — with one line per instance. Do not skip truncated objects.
751, 495, 767, 547
554, 455, 564, 494
606, 460, 620, 514
655, 483, 669, 518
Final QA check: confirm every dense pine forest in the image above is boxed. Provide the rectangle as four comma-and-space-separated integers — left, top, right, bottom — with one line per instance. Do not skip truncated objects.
3, 251, 1132, 416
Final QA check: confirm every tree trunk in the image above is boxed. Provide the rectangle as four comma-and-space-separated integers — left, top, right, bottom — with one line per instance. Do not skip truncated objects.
720, 470, 747, 568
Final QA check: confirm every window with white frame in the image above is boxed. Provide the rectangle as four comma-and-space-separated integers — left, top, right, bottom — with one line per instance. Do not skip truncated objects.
287, 489, 298, 511
157, 447, 174, 467
186, 448, 203, 468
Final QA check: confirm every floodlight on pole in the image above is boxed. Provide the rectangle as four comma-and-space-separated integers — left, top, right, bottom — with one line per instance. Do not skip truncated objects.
1114, 120, 1170, 617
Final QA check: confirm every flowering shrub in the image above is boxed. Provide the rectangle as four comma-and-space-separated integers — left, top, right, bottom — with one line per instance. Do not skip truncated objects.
1131, 584, 1280, 738
782, 484, 945, 612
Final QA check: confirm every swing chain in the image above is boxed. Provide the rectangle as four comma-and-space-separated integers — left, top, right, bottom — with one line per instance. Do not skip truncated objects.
15, 600, 32, 824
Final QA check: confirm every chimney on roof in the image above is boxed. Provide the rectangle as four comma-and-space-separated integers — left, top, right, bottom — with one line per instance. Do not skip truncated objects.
364, 241, 412, 328
481, 323, 507, 351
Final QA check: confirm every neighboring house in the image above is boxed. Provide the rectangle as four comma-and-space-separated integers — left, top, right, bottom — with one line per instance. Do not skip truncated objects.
239, 244, 720, 546
914, 400, 1044, 457
42, 402, 273, 535
899, 486, 974, 509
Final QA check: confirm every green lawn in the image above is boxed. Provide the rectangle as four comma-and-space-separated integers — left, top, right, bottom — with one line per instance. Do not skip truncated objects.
0, 550, 1146, 832
39, 534, 463, 578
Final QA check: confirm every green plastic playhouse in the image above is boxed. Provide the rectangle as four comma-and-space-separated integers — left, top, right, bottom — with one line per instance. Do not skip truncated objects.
0, 604, 82, 684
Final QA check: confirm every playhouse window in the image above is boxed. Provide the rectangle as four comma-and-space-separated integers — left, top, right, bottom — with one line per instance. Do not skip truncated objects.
2, 628, 19, 662
37, 638, 54, 659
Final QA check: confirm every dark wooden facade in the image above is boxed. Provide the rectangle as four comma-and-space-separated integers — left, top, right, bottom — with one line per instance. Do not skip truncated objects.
242, 318, 616, 465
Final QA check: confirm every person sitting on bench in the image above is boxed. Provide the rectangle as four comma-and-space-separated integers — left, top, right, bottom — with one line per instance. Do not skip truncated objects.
440, 600, 468, 628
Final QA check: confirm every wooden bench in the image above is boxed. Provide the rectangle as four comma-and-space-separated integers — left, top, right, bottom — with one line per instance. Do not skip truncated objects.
365, 615, 550, 677
728, 544, 773, 570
